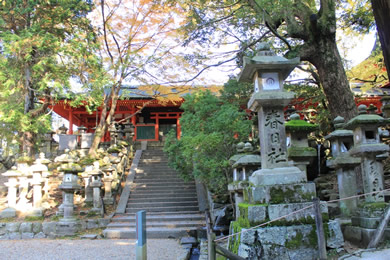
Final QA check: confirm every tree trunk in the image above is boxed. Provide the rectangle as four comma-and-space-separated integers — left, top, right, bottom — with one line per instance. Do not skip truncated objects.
23, 66, 35, 157
306, 38, 358, 121
371, 0, 390, 80
89, 85, 121, 156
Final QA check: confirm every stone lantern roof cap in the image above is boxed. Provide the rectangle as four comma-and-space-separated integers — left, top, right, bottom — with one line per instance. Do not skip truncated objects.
324, 116, 354, 140
2, 166, 21, 177
345, 105, 389, 129
285, 114, 318, 133
232, 154, 261, 168
30, 161, 48, 173
238, 43, 300, 83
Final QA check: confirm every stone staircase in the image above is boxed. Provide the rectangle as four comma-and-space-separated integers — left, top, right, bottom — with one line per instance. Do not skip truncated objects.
103, 149, 205, 238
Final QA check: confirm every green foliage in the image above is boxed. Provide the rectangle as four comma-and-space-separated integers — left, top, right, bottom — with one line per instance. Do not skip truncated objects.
164, 89, 252, 195
0, 0, 104, 152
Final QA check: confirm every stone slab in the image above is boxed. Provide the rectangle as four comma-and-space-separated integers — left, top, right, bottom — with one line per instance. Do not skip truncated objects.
343, 226, 375, 247
0, 208, 16, 218
180, 236, 197, 245
57, 221, 80, 236
58, 134, 78, 151
42, 222, 57, 236
327, 220, 344, 249
8, 232, 21, 239
21, 232, 34, 239
351, 216, 381, 229
247, 205, 267, 224
249, 166, 306, 186
6, 222, 20, 233
34, 232, 46, 239
268, 202, 328, 222
20, 222, 33, 233
249, 182, 316, 204
80, 234, 98, 239
32, 222, 42, 233
0, 223, 6, 235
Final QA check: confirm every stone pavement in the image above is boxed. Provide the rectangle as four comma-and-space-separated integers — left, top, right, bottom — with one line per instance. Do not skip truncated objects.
339, 248, 390, 260
0, 238, 189, 260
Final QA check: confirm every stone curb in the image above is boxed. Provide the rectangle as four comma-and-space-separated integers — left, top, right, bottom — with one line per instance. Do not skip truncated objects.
116, 150, 142, 214
0, 218, 110, 240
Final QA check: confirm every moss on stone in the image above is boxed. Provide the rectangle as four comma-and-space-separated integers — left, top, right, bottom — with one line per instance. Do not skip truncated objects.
285, 231, 304, 249
285, 120, 318, 133
359, 202, 388, 210
287, 147, 317, 157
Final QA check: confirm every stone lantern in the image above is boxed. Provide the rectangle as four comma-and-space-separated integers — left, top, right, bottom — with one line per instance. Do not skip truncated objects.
231, 43, 332, 258
285, 113, 318, 175
102, 166, 115, 205
38, 153, 52, 198
90, 161, 104, 213
81, 165, 94, 203
325, 116, 361, 216
381, 95, 390, 118
345, 104, 389, 202
57, 154, 83, 222
228, 142, 261, 218
1, 167, 21, 218
29, 157, 48, 216
58, 124, 68, 134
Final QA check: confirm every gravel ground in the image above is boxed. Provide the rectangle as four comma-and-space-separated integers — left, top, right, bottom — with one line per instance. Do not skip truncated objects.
0, 239, 188, 260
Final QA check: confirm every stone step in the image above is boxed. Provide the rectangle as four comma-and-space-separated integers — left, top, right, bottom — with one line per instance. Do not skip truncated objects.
127, 201, 199, 208
107, 220, 205, 229
119, 211, 202, 216
125, 205, 200, 213
140, 159, 169, 163
133, 178, 187, 183
130, 190, 198, 197
131, 182, 194, 187
128, 196, 197, 203
103, 226, 200, 239
132, 186, 196, 192
112, 213, 204, 222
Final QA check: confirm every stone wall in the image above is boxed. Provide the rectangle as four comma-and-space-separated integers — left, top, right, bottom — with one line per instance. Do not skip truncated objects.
0, 218, 110, 239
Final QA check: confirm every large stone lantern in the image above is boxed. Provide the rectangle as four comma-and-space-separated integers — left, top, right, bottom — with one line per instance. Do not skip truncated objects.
238, 43, 304, 184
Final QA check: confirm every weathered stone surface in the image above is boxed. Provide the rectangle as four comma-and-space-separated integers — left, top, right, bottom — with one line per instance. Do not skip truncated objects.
344, 226, 376, 247
351, 216, 381, 229
238, 243, 253, 259
249, 167, 306, 186
80, 234, 98, 239
21, 232, 34, 239
177, 247, 191, 260
32, 222, 42, 233
0, 208, 16, 218
250, 183, 316, 204
6, 222, 20, 233
0, 223, 6, 235
248, 205, 267, 224
240, 229, 256, 244
257, 226, 287, 246
98, 218, 110, 228
268, 202, 328, 222
42, 222, 57, 236
87, 219, 98, 229
20, 222, 33, 233
327, 220, 344, 248
9, 232, 21, 239
34, 232, 46, 239
180, 237, 197, 245
56, 221, 80, 236
0, 233, 9, 240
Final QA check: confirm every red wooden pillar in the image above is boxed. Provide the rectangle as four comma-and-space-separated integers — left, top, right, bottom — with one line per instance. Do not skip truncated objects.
68, 107, 73, 134
154, 114, 159, 141
177, 117, 181, 140
131, 108, 137, 141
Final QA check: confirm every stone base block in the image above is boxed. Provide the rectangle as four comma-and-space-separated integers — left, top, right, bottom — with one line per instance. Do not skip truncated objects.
249, 182, 316, 204
24, 208, 43, 217
56, 221, 81, 236
0, 208, 16, 218
103, 197, 114, 205
268, 202, 328, 222
351, 216, 382, 229
249, 166, 306, 186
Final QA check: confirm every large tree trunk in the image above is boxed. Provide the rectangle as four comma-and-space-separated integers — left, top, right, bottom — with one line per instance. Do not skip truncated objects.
305, 38, 358, 121
89, 85, 121, 156
23, 66, 35, 157
371, 0, 390, 80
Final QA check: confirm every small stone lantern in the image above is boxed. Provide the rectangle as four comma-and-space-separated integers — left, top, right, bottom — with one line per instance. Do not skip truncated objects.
1, 167, 21, 218
90, 161, 104, 213
325, 116, 361, 216
29, 157, 48, 216
285, 113, 318, 175
81, 165, 94, 203
102, 166, 115, 205
228, 142, 261, 218
58, 155, 83, 222
58, 124, 68, 134
345, 104, 389, 202
381, 95, 390, 118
